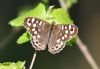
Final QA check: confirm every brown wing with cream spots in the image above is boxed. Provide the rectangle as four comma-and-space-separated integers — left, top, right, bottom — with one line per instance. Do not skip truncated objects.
24, 17, 50, 51
48, 24, 78, 54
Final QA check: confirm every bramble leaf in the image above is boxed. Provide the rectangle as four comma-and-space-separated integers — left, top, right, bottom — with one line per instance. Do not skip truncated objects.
66, 37, 77, 46
17, 32, 30, 44
9, 3, 46, 27
51, 8, 73, 24
0, 61, 25, 69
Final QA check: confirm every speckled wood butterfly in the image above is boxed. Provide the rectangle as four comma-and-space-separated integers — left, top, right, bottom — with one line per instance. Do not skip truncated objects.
24, 17, 78, 54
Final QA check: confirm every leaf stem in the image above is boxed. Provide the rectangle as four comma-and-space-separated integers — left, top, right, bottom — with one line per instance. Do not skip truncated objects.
46, 6, 54, 16
29, 51, 37, 69
76, 37, 99, 69
59, 0, 67, 11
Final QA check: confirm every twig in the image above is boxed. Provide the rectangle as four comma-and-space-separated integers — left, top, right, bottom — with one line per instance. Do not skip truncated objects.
59, 0, 67, 11
58, 0, 100, 69
29, 51, 37, 69
76, 37, 99, 69
0, 25, 37, 69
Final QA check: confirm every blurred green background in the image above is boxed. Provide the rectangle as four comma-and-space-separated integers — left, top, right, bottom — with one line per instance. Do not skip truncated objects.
0, 0, 100, 69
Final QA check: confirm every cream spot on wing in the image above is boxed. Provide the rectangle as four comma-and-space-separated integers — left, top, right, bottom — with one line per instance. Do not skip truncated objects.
32, 28, 35, 31
37, 34, 40, 38
33, 36, 36, 39
68, 25, 71, 30
65, 26, 67, 29
27, 19, 31, 26
56, 39, 60, 43
36, 20, 39, 23
65, 30, 68, 34
27, 22, 31, 26
60, 41, 63, 45
33, 23, 36, 27
70, 27, 75, 34
61, 25, 64, 30
39, 21, 42, 25
34, 31, 37, 34
32, 18, 35, 23
64, 34, 68, 38
62, 36, 65, 40
70, 30, 75, 34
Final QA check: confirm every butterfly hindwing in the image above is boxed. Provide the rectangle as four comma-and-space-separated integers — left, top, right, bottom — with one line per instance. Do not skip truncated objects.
48, 24, 78, 54
24, 17, 50, 50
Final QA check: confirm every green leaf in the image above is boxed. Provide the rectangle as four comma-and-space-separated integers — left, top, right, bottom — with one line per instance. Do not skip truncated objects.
17, 32, 30, 44
18, 5, 33, 16
65, 0, 77, 9
66, 37, 77, 46
9, 3, 46, 27
0, 61, 25, 69
16, 61, 25, 69
51, 8, 73, 24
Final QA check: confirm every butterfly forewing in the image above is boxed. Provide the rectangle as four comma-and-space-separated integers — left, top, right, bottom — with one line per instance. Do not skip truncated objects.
24, 17, 50, 50
66, 24, 78, 41
48, 24, 78, 54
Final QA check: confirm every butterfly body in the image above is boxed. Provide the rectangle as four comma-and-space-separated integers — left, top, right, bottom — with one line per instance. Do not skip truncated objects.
24, 17, 78, 54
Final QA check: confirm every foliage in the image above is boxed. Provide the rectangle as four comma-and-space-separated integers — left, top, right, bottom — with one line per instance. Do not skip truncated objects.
0, 61, 25, 69
9, 3, 76, 45
51, 8, 73, 24
17, 32, 30, 44
66, 37, 77, 46
9, 3, 46, 27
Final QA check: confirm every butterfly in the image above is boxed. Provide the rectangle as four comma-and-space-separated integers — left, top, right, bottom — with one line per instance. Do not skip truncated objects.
24, 17, 78, 54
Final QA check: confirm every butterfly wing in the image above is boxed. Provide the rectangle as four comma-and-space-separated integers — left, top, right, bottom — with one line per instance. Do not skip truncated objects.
48, 24, 78, 54
24, 17, 50, 51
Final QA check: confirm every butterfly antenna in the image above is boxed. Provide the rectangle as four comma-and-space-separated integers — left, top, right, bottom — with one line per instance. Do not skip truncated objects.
29, 50, 37, 69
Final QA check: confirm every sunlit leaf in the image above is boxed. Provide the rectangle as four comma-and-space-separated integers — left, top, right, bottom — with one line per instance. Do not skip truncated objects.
0, 61, 25, 69
17, 32, 30, 44
51, 8, 73, 24
9, 3, 46, 27
66, 37, 77, 46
